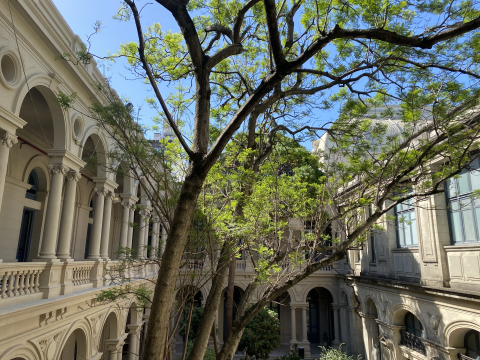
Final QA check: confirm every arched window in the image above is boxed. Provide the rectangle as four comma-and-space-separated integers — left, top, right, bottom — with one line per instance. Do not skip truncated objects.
405, 312, 424, 338
25, 169, 39, 200
465, 330, 480, 360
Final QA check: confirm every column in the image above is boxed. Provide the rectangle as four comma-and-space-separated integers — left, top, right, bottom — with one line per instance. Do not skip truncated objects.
56, 170, 81, 259
127, 323, 143, 360
142, 211, 151, 259
300, 305, 311, 358
38, 164, 67, 259
150, 218, 160, 259
118, 201, 131, 258
0, 132, 17, 211
127, 205, 135, 249
290, 306, 297, 344
88, 187, 106, 260
137, 210, 147, 258
143, 307, 151, 333
332, 305, 341, 348
100, 191, 114, 260
161, 221, 167, 256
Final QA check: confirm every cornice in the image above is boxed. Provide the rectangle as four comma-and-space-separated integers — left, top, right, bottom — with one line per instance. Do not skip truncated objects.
0, 105, 27, 133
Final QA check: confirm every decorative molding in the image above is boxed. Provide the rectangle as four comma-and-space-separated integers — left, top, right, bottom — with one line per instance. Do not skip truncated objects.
427, 312, 442, 337
65, 170, 81, 182
48, 163, 68, 175
94, 187, 108, 197
0, 131, 18, 148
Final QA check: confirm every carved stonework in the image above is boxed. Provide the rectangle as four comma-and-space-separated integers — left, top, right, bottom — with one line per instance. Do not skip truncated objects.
428, 312, 442, 337
0, 132, 18, 148
40, 311, 54, 327
48, 164, 68, 175
65, 170, 81, 182
34, 329, 66, 360
87, 313, 104, 351
94, 187, 108, 197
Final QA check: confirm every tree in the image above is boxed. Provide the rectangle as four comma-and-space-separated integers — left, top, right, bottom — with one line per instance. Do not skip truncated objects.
56, 1, 480, 359
238, 307, 281, 360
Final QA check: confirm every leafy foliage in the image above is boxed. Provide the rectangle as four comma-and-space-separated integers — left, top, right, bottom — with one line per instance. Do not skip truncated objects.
238, 307, 281, 360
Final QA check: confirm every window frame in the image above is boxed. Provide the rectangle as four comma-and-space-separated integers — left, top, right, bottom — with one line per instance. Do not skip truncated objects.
394, 194, 418, 248
465, 330, 480, 360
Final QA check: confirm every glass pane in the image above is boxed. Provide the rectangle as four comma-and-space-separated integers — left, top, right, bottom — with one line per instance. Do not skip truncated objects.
458, 171, 470, 194
405, 222, 412, 246
462, 208, 476, 242
451, 212, 463, 244
398, 226, 405, 247
467, 332, 477, 355
450, 200, 459, 211
446, 178, 457, 197
411, 219, 418, 245
471, 168, 480, 191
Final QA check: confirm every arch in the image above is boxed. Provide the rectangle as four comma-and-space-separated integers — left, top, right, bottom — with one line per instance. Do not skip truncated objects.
57, 320, 91, 360
22, 155, 50, 192
0, 342, 41, 360
79, 126, 110, 178
444, 321, 480, 348
99, 309, 120, 340
389, 303, 422, 327
14, 80, 67, 150
301, 283, 338, 304
363, 296, 379, 316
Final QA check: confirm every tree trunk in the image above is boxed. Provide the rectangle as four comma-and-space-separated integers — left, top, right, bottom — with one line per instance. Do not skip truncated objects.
143, 168, 205, 360
187, 245, 230, 360
224, 256, 236, 341
181, 301, 195, 360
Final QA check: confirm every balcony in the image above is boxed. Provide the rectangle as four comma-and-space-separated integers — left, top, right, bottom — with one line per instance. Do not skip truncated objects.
0, 260, 157, 308
400, 329, 426, 356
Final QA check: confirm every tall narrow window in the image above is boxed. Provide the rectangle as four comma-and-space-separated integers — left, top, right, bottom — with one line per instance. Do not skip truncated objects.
16, 169, 39, 262
369, 206, 376, 263
84, 199, 94, 259
446, 158, 480, 244
465, 330, 480, 360
395, 194, 418, 248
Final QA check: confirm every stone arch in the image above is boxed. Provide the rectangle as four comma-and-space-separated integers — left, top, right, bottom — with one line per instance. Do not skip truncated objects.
56, 321, 90, 360
22, 155, 50, 192
444, 320, 480, 348
340, 290, 349, 306
14, 79, 67, 150
98, 310, 120, 359
0, 342, 41, 360
79, 126, 110, 178
363, 295, 379, 316
390, 303, 424, 328
284, 288, 296, 303
301, 283, 338, 304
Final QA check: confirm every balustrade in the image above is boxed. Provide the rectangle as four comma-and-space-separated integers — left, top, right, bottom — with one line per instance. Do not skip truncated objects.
400, 329, 426, 356
458, 354, 475, 360
72, 264, 94, 285
236, 260, 247, 271
0, 265, 44, 298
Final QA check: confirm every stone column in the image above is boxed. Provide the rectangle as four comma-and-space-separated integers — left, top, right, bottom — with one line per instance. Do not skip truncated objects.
127, 205, 135, 249
118, 201, 131, 258
38, 164, 67, 259
150, 218, 160, 259
332, 305, 341, 348
127, 323, 143, 360
100, 191, 114, 260
143, 211, 151, 259
161, 221, 167, 256
56, 170, 81, 259
143, 307, 151, 333
88, 187, 107, 260
0, 132, 17, 211
290, 306, 297, 344
300, 305, 311, 358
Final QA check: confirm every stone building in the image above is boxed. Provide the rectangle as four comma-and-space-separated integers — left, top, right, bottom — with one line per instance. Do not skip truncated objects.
0, 1, 479, 360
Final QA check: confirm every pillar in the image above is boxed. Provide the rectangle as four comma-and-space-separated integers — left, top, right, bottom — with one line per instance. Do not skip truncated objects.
332, 305, 341, 348
88, 187, 106, 260
127, 205, 135, 249
100, 191, 114, 260
300, 305, 311, 358
56, 170, 81, 259
0, 132, 17, 211
143, 211, 151, 259
161, 221, 167, 256
143, 307, 151, 333
150, 218, 160, 259
38, 164, 67, 259
290, 306, 297, 344
119, 201, 131, 258
127, 323, 143, 360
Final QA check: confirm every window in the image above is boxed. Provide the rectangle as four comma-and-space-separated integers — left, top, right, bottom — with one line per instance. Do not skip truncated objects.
395, 195, 418, 248
84, 199, 93, 259
369, 206, 376, 263
446, 158, 480, 244
25, 169, 39, 200
465, 330, 480, 360
405, 312, 424, 338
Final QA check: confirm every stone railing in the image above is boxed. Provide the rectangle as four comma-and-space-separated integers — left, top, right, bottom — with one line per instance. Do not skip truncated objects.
0, 259, 157, 308
458, 354, 475, 360
236, 260, 247, 271
0, 263, 46, 299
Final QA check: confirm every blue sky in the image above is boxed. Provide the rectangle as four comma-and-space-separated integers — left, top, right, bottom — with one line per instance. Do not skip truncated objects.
52, 1, 329, 149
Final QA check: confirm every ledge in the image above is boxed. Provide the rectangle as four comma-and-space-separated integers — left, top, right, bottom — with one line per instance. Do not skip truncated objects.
444, 244, 480, 252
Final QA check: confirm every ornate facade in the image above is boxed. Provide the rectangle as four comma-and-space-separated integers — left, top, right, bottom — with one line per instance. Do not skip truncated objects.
0, 1, 479, 360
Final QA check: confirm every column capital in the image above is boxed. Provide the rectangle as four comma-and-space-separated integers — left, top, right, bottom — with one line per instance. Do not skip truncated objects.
0, 132, 17, 148
151, 216, 160, 223
105, 333, 128, 351
48, 163, 68, 175
65, 170, 82, 182
127, 321, 144, 335
94, 187, 109, 197
105, 191, 115, 201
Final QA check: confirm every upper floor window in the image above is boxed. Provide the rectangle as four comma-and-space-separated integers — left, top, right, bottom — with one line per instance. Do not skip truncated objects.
401, 312, 426, 355
25, 169, 39, 201
395, 195, 418, 248
405, 312, 424, 338
446, 158, 480, 244
465, 330, 480, 360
